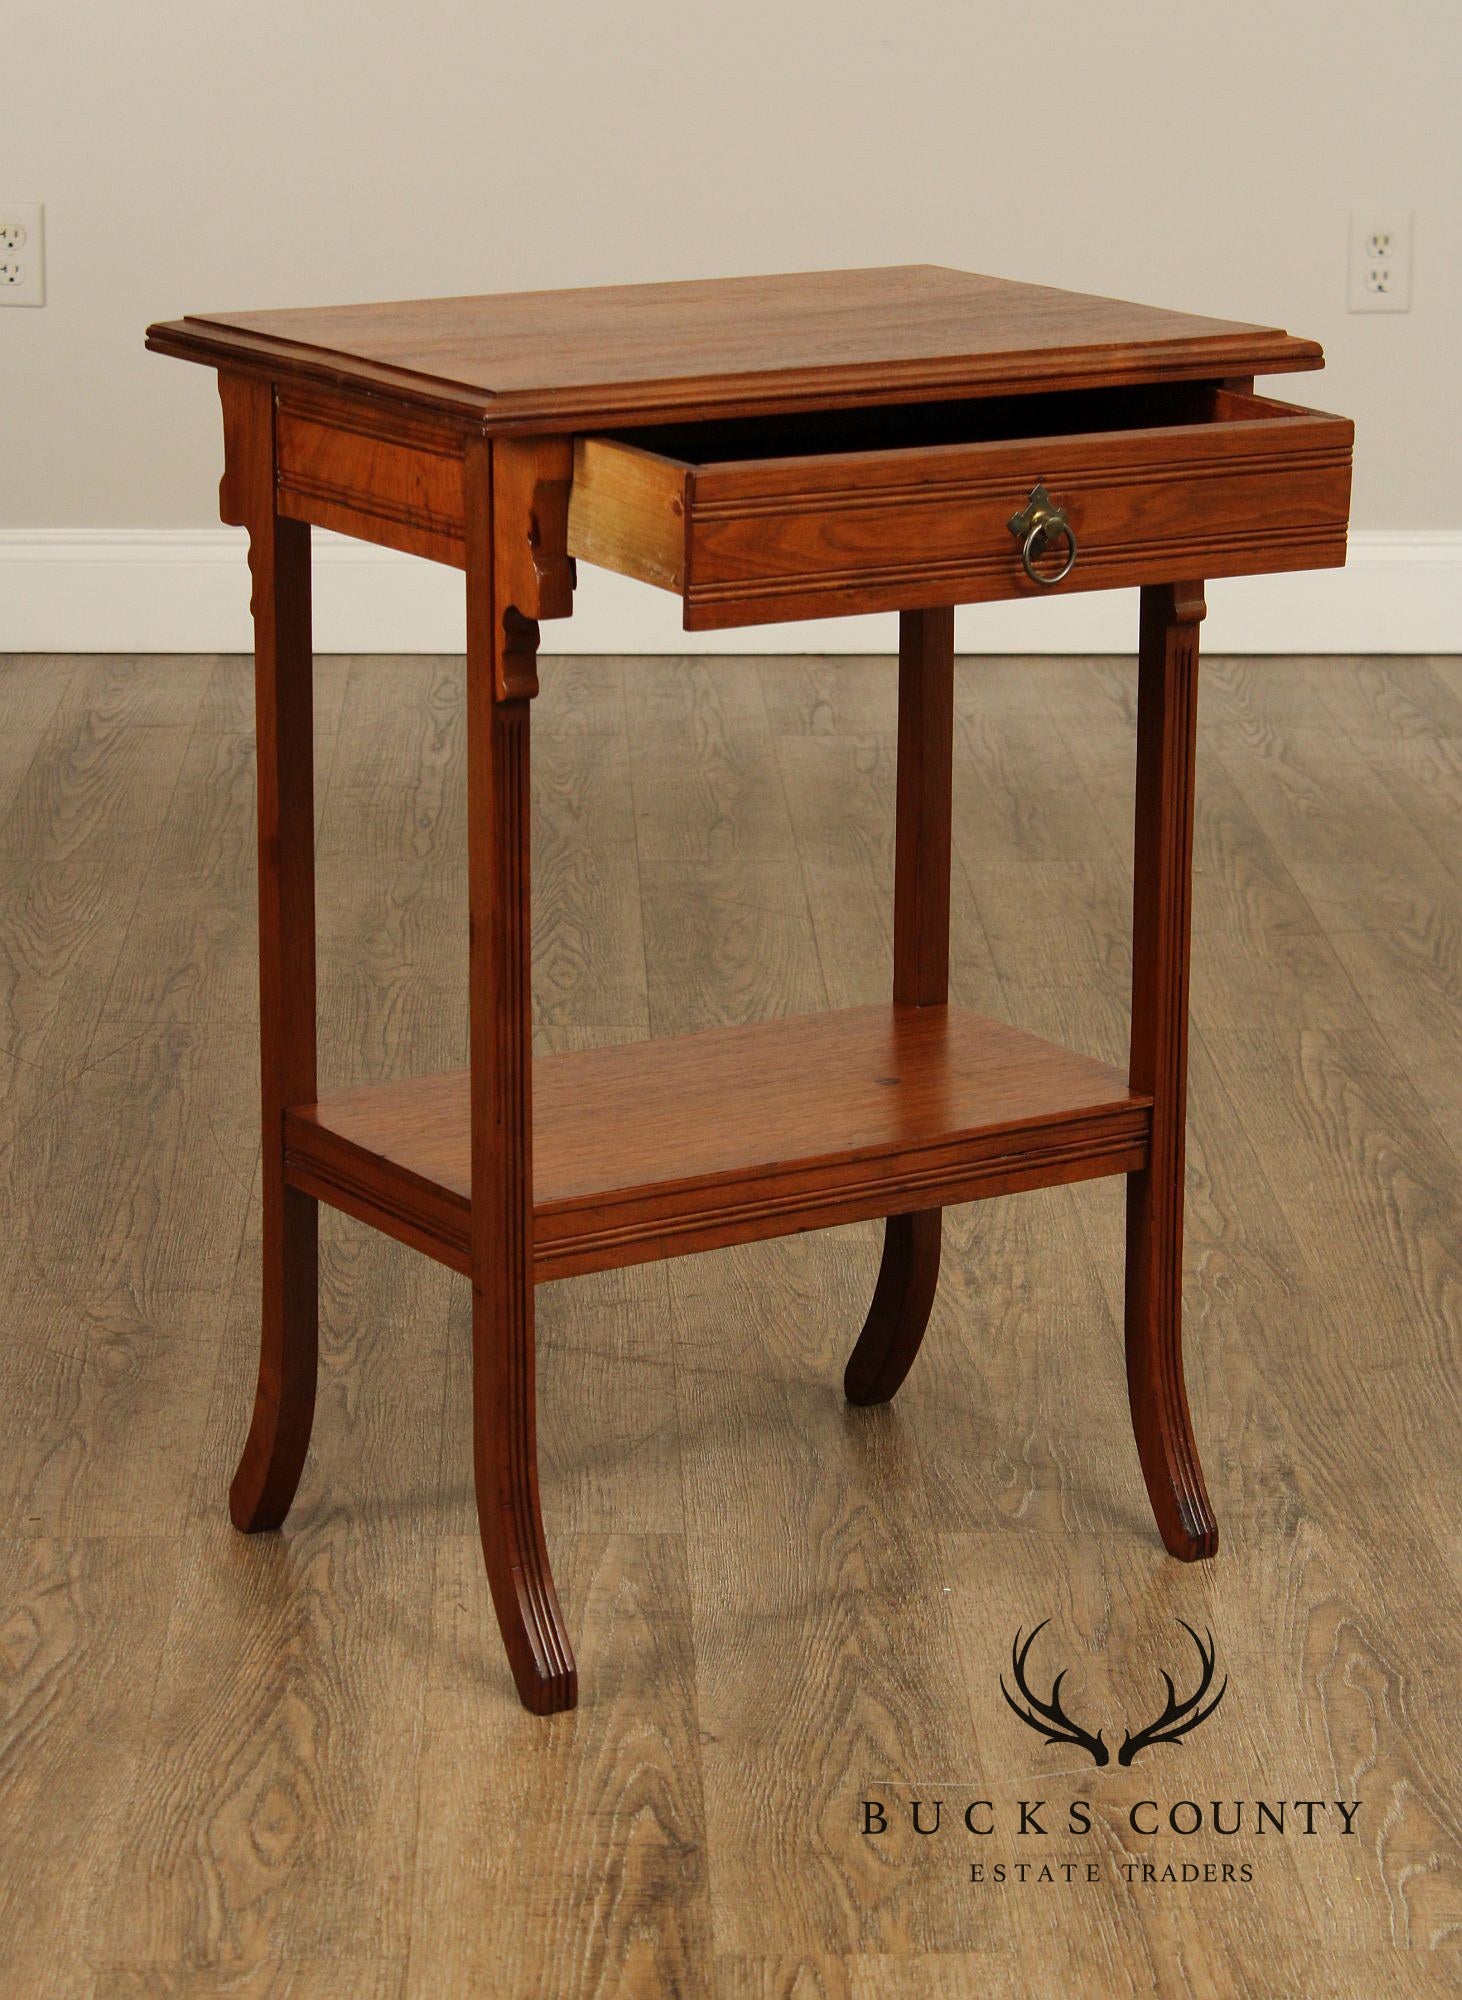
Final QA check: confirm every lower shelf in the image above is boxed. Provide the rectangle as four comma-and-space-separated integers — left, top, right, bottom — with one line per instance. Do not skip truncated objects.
284, 1003, 1150, 1280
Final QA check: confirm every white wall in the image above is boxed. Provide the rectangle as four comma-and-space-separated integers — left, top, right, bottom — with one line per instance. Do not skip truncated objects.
4, 0, 1460, 650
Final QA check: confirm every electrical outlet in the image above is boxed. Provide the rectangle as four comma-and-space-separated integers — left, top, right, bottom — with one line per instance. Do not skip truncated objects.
0, 201, 44, 306
1348, 209, 1412, 313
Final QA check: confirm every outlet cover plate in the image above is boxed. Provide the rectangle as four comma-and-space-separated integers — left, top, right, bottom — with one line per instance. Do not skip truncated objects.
0, 201, 45, 307
1348, 209, 1412, 314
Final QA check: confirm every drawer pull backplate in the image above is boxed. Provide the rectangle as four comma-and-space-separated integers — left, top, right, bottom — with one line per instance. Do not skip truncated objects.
1008, 481, 1078, 586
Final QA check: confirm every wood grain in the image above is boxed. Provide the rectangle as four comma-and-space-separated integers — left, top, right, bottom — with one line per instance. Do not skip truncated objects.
104, 1378, 438, 1971
2, 653, 1457, 1996
275, 385, 467, 566
310, 656, 471, 1085
568, 387, 1351, 628
843, 609, 953, 1406
0, 1537, 181, 1999
219, 373, 322, 1537
92, 1963, 409, 1998
568, 436, 689, 591
464, 435, 575, 1713
1124, 584, 1218, 1560
97, 657, 347, 1035
100, 650, 466, 1974
1029, 652, 1462, 1540
146, 265, 1324, 431
0, 1026, 256, 1537
626, 657, 794, 868
0, 654, 79, 831
151, 265, 1343, 1709
0, 656, 272, 1542
0, 658, 208, 1173
284, 1003, 1150, 1280
407, 1534, 711, 1996
527, 661, 652, 1035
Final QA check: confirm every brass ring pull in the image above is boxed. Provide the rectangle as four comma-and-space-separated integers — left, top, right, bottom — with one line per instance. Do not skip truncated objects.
1007, 481, 1078, 587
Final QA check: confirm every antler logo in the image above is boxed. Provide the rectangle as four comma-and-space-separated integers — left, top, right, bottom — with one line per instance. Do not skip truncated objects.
1000, 1621, 1111, 1766
1116, 1622, 1227, 1766
1000, 1620, 1227, 1768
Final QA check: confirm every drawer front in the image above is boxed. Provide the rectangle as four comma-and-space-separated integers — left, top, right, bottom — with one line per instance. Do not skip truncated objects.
568, 392, 1353, 630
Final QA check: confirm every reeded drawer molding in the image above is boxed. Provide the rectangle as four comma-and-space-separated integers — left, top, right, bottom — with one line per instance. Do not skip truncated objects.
274, 386, 468, 565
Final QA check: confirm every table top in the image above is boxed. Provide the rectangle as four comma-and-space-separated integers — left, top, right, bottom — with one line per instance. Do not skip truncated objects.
146, 265, 1324, 434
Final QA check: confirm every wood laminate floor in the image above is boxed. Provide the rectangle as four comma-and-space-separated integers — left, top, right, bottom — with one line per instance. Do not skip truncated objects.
0, 650, 1457, 1999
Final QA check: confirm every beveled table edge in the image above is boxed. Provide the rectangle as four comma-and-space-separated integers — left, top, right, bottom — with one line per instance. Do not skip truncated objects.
144, 318, 1325, 434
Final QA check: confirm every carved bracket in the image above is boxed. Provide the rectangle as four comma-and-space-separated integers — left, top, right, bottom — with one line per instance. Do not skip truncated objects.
216, 372, 254, 529
492, 436, 575, 625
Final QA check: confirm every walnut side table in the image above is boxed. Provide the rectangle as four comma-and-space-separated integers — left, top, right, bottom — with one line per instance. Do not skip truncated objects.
147, 267, 1352, 1713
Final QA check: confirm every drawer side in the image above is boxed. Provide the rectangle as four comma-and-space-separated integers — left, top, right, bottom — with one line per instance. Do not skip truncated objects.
567, 437, 690, 593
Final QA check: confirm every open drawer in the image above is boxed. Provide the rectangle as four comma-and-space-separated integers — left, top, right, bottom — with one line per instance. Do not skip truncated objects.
566, 384, 1353, 628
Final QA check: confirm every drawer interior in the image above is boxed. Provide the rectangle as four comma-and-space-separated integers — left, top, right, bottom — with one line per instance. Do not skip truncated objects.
601, 382, 1279, 468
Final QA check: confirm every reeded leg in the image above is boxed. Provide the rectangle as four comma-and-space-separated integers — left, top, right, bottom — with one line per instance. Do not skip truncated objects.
466, 440, 575, 1712
843, 607, 953, 1405
1125, 583, 1218, 1561
218, 373, 320, 1534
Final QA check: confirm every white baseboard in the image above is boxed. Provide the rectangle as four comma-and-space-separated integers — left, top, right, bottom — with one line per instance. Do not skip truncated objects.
1, 527, 1456, 655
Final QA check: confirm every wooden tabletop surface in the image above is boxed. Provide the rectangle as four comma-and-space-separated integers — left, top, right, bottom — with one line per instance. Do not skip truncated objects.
146, 264, 1324, 431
